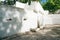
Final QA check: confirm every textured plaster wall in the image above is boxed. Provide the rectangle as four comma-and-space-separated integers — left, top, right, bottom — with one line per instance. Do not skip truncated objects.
0, 5, 38, 37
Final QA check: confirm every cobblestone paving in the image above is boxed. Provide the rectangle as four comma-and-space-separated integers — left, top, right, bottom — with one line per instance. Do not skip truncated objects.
0, 25, 60, 40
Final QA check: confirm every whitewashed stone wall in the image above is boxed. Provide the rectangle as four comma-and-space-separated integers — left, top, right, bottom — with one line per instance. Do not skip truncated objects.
0, 1, 47, 37
0, 1, 60, 38
0, 5, 38, 37
43, 14, 60, 25
20, 9, 37, 32
0, 5, 23, 37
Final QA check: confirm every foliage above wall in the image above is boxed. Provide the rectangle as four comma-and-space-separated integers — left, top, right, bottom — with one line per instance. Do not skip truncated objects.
42, 0, 60, 13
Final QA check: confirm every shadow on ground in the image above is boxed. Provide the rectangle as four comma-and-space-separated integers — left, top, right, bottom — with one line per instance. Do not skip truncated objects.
0, 25, 60, 40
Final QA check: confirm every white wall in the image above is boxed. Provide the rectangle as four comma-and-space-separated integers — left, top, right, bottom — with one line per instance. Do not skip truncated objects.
20, 9, 37, 32
43, 14, 60, 25
0, 5, 25, 37
0, 5, 38, 37
0, 2, 60, 37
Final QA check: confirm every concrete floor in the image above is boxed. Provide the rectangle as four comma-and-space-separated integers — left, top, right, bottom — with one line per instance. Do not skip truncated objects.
1, 25, 60, 40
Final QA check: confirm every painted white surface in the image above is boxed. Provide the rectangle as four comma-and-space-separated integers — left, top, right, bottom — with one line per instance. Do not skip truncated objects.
15, 1, 26, 9
0, 1, 60, 38
15, 2, 38, 32
44, 14, 60, 25
29, 1, 49, 28
0, 5, 38, 37
20, 9, 37, 32
9, 1, 49, 32
0, 5, 25, 37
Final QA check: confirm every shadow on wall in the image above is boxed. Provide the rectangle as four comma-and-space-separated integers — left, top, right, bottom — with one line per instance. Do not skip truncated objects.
0, 5, 25, 37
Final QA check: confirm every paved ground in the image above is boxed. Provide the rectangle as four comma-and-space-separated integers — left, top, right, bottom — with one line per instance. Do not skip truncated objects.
0, 25, 60, 40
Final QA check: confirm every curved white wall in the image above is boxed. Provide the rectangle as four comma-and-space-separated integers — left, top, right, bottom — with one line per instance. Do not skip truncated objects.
0, 2, 60, 38
0, 5, 38, 37
0, 5, 25, 37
